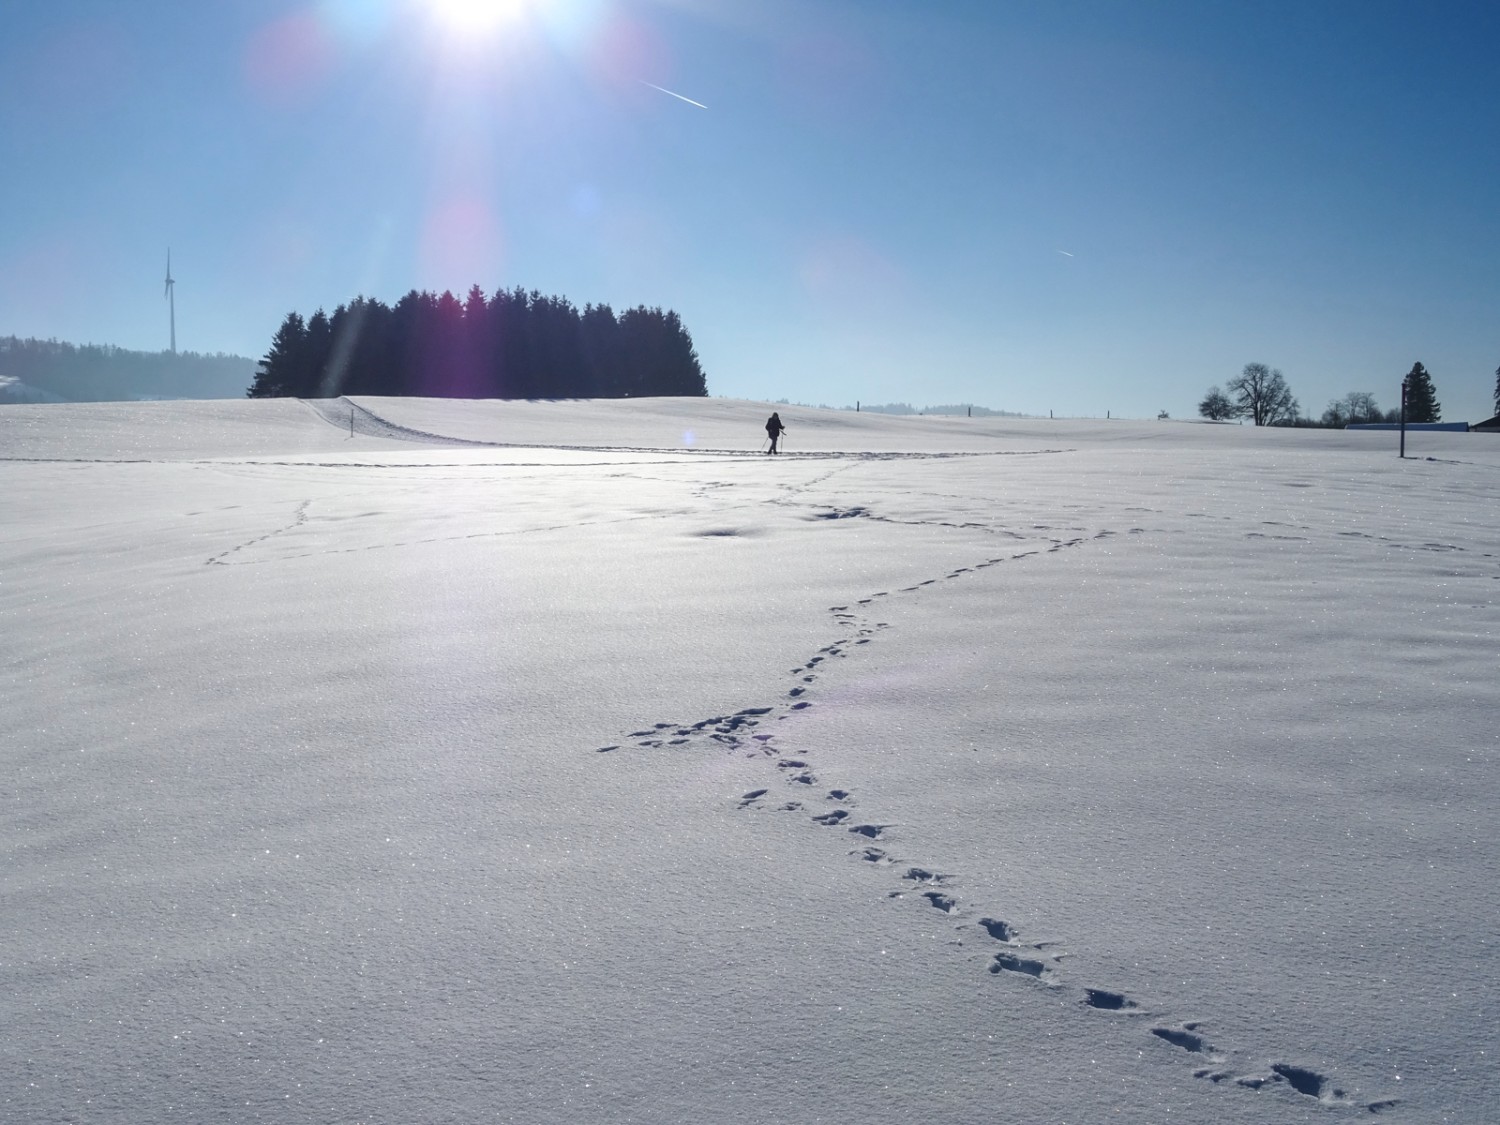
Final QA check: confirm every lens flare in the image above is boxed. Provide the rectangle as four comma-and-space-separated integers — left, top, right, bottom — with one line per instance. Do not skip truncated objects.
243, 12, 337, 104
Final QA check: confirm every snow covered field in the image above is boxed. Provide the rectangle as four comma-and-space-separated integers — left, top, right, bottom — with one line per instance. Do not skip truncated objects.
3, 397, 1497, 1123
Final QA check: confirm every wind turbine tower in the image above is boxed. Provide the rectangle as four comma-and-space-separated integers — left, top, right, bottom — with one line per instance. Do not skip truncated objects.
164, 249, 176, 354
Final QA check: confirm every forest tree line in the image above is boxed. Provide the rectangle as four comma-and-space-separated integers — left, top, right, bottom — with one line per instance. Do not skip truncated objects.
0, 336, 254, 402
247, 286, 707, 400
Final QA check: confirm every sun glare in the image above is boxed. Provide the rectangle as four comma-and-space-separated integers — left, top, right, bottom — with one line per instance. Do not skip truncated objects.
427, 0, 529, 34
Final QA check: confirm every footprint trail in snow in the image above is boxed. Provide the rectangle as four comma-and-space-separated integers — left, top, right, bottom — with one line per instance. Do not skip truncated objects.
596, 532, 1400, 1116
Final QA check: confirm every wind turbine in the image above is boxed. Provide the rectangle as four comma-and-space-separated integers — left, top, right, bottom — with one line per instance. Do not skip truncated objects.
164, 249, 176, 354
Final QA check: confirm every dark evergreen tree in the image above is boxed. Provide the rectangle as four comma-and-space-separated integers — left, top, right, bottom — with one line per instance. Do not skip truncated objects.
655, 309, 707, 396
320, 301, 356, 397
1404, 362, 1440, 423
303, 309, 333, 397
1492, 364, 1499, 416
579, 303, 619, 397
322, 297, 384, 399
248, 312, 308, 398
457, 285, 491, 398
392, 289, 431, 396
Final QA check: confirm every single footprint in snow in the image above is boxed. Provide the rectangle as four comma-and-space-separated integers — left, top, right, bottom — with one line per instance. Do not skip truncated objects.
1082, 989, 1140, 1012
1151, 1024, 1217, 1057
990, 952, 1057, 983
976, 917, 1017, 942
1271, 1064, 1336, 1099
903, 867, 952, 885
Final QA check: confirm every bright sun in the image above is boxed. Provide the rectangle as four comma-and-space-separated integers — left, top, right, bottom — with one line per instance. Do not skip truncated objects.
426, 0, 529, 33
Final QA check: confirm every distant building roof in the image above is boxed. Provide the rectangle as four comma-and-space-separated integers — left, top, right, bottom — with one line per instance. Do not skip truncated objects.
1346, 421, 1471, 432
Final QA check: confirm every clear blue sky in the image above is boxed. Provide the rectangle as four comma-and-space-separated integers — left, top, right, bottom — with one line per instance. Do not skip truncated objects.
3, 0, 1497, 419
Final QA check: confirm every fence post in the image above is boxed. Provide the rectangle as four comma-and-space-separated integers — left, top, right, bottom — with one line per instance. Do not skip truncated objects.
1399, 377, 1408, 459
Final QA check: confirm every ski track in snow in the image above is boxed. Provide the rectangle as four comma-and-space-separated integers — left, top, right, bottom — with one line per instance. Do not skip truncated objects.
599, 533, 1402, 1117
309, 396, 1075, 461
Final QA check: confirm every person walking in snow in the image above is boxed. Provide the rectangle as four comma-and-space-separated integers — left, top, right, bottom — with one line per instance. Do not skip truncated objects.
765, 411, 786, 454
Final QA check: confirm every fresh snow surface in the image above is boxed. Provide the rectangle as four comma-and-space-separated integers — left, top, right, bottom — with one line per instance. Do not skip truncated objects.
3, 397, 1497, 1123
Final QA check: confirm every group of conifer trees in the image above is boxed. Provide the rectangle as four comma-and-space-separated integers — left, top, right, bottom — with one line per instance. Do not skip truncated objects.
247, 286, 707, 400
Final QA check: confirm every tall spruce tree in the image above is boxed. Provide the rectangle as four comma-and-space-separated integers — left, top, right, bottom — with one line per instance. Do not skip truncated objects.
247, 312, 308, 398
304, 310, 333, 397
1404, 362, 1440, 423
1493, 364, 1499, 416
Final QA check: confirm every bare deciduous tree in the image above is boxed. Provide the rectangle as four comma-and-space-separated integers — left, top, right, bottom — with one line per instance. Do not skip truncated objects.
1198, 385, 1237, 421
1323, 391, 1382, 427
1227, 362, 1299, 426
1344, 391, 1380, 423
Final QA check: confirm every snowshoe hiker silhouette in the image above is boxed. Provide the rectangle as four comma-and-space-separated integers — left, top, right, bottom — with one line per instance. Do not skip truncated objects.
765, 411, 786, 454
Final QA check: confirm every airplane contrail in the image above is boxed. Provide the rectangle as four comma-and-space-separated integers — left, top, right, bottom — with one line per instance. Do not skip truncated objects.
640, 80, 707, 109
1056, 249, 1074, 257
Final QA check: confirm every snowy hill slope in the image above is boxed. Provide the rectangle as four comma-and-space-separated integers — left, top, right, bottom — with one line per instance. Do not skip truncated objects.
3, 397, 1496, 1122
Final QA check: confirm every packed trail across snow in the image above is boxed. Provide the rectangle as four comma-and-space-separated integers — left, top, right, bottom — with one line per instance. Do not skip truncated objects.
3, 396, 1495, 1123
